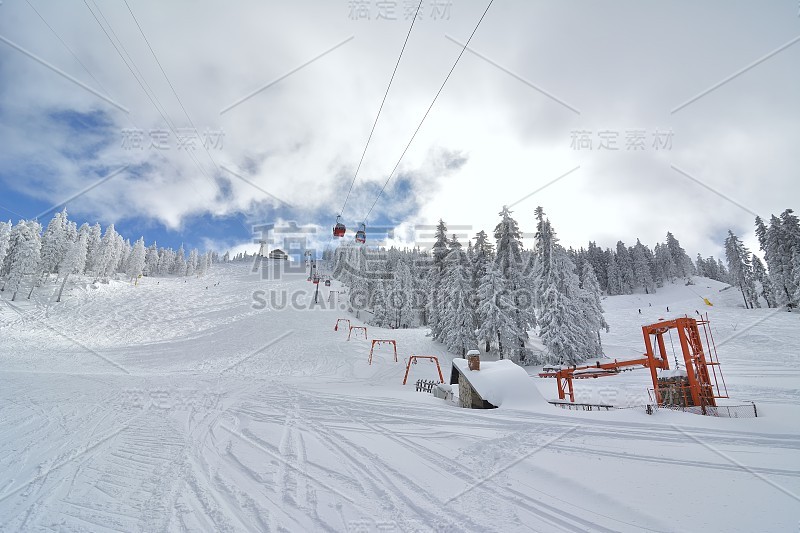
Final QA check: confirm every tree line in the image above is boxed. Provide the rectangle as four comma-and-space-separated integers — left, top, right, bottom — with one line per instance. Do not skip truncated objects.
332, 205, 799, 367
0, 210, 217, 302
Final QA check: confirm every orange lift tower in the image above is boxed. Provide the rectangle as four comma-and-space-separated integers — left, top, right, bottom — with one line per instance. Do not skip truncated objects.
554, 316, 728, 412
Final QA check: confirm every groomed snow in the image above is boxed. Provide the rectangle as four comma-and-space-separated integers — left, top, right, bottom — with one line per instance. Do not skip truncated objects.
1, 263, 799, 532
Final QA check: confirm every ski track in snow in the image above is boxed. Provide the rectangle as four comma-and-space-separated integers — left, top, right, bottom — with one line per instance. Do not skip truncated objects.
1, 264, 799, 532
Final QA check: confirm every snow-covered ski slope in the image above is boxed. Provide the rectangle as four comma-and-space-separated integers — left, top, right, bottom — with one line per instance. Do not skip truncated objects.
1, 263, 798, 532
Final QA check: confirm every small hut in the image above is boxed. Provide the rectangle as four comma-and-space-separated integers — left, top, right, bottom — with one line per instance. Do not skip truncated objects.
450, 355, 547, 410
268, 248, 288, 260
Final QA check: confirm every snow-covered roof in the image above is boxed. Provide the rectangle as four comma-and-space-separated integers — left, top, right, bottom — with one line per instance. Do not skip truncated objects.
452, 358, 546, 409
658, 368, 688, 378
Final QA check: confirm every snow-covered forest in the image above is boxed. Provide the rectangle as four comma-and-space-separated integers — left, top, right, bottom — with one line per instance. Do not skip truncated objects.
0, 210, 216, 302
332, 206, 800, 367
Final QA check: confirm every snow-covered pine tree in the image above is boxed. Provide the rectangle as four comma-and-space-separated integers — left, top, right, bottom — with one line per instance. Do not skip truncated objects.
126, 238, 146, 282
632, 239, 656, 294
495, 206, 532, 362
724, 230, 759, 309
40, 209, 69, 277
695, 254, 707, 277
0, 220, 11, 277
5, 221, 42, 301
716, 258, 729, 284
615, 241, 635, 294
778, 210, 800, 306
537, 245, 588, 365
471, 229, 494, 291
579, 262, 609, 358
57, 233, 88, 302
586, 241, 608, 292
84, 223, 102, 275
145, 243, 159, 276
476, 261, 519, 356
654, 242, 677, 284
605, 252, 621, 295
370, 280, 391, 327
751, 256, 776, 308
97, 224, 120, 281
173, 245, 187, 276
187, 249, 199, 276
793, 250, 800, 307
666, 232, 693, 277
389, 258, 414, 328
440, 238, 477, 356
428, 219, 450, 339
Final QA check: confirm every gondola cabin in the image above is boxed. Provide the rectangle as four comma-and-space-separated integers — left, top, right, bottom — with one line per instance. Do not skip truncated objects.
355, 223, 366, 244
333, 215, 346, 238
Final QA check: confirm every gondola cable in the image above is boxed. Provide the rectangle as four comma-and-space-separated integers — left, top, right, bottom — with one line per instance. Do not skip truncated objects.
337, 0, 423, 228
361, 0, 494, 227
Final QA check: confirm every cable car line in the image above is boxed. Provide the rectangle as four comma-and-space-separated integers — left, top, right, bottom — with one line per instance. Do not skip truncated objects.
339, 0, 422, 219
362, 0, 494, 226
333, 0, 422, 241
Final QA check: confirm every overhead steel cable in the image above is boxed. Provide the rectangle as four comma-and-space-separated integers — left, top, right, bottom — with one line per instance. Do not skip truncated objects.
83, 0, 217, 188
123, 0, 221, 174
362, 0, 494, 225
338, 0, 423, 218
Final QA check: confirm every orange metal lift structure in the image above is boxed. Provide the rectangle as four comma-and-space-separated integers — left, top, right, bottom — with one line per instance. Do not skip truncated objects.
402, 356, 444, 385
368, 340, 398, 364
553, 316, 728, 409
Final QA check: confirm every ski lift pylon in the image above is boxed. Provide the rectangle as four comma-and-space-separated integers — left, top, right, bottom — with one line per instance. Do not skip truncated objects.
333, 215, 346, 238
355, 223, 366, 244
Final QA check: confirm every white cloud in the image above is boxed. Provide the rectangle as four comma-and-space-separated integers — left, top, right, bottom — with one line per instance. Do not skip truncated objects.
0, 0, 796, 257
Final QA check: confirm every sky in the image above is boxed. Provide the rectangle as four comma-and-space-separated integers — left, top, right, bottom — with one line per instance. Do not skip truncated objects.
0, 0, 798, 259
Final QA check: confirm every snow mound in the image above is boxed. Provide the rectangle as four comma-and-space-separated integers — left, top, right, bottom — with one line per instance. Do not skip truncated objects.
453, 358, 547, 409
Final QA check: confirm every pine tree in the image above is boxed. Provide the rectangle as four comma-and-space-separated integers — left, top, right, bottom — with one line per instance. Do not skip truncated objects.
428, 219, 450, 338
40, 209, 69, 276
173, 245, 187, 276
632, 240, 656, 294
755, 216, 768, 252
471, 229, 494, 291
579, 262, 608, 357
145, 243, 159, 276
126, 238, 146, 282
476, 261, 519, 356
654, 243, 677, 284
793, 250, 800, 307
615, 241, 635, 294
606, 252, 621, 295
57, 233, 88, 302
537, 246, 588, 365
751, 256, 776, 308
440, 241, 477, 356
764, 215, 795, 305
725, 230, 758, 309
666, 232, 693, 277
389, 259, 414, 328
5, 221, 42, 301
695, 254, 707, 277
84, 223, 102, 275
97, 224, 120, 281
0, 220, 11, 277
495, 206, 532, 362
187, 249, 199, 276
779, 210, 800, 305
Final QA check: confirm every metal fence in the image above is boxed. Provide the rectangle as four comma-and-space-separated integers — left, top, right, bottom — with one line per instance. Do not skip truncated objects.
415, 379, 438, 393
655, 402, 758, 418
548, 401, 758, 418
